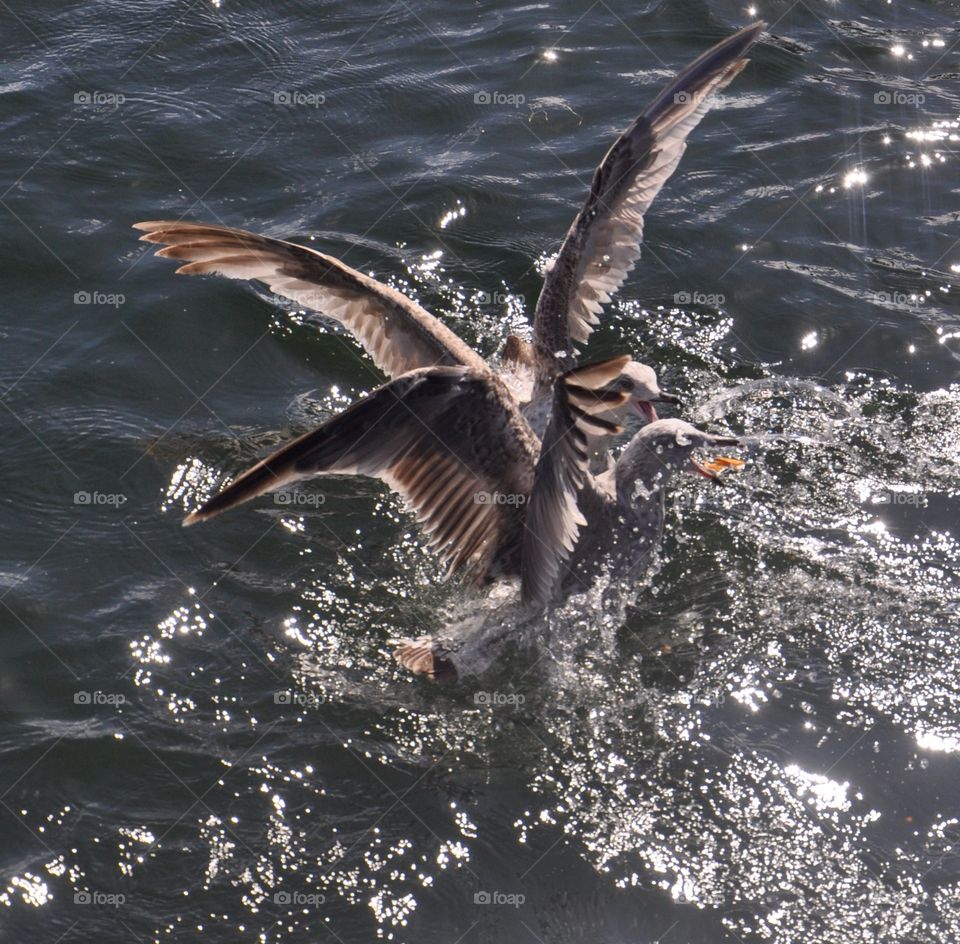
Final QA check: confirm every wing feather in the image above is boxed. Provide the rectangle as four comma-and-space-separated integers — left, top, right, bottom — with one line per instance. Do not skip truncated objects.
135, 221, 488, 379
520, 355, 630, 609
185, 367, 538, 584
532, 22, 764, 388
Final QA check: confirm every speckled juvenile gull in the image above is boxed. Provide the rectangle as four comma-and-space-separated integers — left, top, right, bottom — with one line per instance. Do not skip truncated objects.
393, 417, 742, 682
521, 390, 742, 610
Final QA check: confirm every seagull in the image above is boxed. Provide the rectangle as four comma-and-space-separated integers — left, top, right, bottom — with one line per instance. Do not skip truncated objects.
135, 23, 764, 677
520, 374, 744, 611
175, 353, 741, 601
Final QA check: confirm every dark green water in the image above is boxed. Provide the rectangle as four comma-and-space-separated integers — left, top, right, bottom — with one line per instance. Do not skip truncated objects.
2, 2, 960, 941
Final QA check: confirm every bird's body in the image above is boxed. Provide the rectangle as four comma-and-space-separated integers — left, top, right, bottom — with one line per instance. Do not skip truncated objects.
559, 474, 665, 599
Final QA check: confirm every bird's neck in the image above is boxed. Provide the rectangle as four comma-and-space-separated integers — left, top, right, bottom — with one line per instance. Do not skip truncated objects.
614, 447, 674, 508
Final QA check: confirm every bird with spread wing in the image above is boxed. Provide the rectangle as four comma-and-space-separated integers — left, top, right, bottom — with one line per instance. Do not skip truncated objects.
136, 23, 763, 677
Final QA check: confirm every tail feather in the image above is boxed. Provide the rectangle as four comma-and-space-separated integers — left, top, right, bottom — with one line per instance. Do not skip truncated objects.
391, 637, 458, 684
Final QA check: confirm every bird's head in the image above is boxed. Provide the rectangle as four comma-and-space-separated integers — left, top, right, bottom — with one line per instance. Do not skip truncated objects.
618, 418, 744, 493
600, 360, 682, 423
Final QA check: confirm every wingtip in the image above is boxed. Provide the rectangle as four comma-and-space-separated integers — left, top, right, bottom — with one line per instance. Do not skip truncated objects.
182, 511, 203, 528
132, 220, 174, 231
728, 21, 766, 59
729, 21, 766, 45
712, 20, 767, 65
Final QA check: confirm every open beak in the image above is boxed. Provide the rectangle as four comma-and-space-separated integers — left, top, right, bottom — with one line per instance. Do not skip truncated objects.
635, 392, 682, 423
636, 400, 658, 422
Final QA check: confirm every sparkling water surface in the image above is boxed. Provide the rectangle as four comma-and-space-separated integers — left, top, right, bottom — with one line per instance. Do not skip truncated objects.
1, 2, 960, 941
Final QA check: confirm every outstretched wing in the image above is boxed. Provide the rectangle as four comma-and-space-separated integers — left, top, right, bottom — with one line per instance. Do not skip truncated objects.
134, 221, 488, 379
520, 355, 630, 609
532, 22, 764, 388
185, 367, 538, 582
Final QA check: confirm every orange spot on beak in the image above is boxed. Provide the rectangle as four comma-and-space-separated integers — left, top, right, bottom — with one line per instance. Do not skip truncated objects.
702, 456, 746, 474
690, 455, 746, 484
